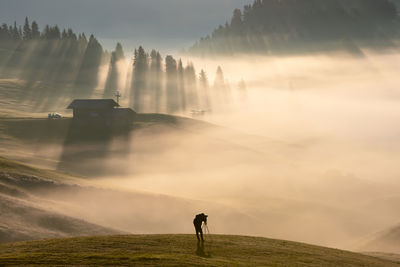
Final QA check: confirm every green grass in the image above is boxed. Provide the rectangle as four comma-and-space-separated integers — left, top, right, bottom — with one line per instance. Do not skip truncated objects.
0, 235, 398, 266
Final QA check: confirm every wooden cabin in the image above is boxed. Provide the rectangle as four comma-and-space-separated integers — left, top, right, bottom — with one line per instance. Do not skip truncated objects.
112, 108, 136, 126
67, 99, 135, 127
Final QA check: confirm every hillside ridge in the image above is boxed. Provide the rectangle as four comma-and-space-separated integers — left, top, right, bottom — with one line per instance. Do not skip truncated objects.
0, 235, 398, 266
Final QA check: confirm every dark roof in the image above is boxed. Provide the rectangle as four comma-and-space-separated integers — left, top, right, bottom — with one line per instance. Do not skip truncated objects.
67, 99, 120, 109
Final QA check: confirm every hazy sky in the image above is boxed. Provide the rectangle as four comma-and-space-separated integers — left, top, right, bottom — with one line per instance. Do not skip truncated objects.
0, 0, 252, 53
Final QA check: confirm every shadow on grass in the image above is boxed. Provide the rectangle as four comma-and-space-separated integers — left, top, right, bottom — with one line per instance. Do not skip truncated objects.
57, 121, 133, 177
196, 241, 212, 258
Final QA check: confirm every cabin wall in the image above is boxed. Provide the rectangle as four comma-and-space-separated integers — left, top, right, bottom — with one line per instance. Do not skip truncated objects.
73, 108, 113, 126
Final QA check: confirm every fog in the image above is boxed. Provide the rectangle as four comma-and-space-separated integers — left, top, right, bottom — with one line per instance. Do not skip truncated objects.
2, 50, 400, 251
64, 51, 400, 248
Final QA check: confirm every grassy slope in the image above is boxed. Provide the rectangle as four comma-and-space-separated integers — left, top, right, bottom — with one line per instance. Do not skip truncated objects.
0, 194, 120, 243
0, 111, 282, 176
366, 252, 400, 264
0, 155, 84, 183
0, 157, 121, 243
0, 235, 398, 266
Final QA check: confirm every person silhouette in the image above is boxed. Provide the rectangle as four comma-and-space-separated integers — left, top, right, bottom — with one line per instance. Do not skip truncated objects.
193, 213, 208, 242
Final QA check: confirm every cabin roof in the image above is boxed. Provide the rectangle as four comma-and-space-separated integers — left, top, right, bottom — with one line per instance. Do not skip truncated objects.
67, 99, 120, 109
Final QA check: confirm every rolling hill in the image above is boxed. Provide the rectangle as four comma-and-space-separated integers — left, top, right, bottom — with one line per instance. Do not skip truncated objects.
0, 235, 399, 266
0, 156, 121, 243
0, 156, 272, 245
360, 223, 400, 254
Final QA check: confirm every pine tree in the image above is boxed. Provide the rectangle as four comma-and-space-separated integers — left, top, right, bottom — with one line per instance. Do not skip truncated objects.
104, 42, 125, 98
150, 49, 163, 112
79, 33, 87, 44
213, 66, 226, 106
165, 55, 178, 113
12, 22, 20, 40
214, 66, 225, 87
199, 70, 210, 109
23, 17, 31, 40
231, 9, 243, 30
74, 34, 104, 97
184, 62, 197, 108
67, 29, 77, 40
178, 59, 186, 111
62, 29, 68, 39
42, 25, 50, 39
18, 26, 23, 40
0, 23, 10, 40
31, 21, 40, 39
53, 26, 61, 39
131, 46, 148, 111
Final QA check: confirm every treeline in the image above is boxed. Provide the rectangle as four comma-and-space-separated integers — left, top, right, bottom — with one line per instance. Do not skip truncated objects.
189, 0, 400, 55
0, 17, 84, 41
0, 17, 105, 97
113, 45, 234, 113
0, 18, 243, 113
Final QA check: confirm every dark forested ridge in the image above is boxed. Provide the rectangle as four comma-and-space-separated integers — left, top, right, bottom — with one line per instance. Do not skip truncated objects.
188, 0, 400, 55
0, 18, 240, 114
0, 18, 105, 99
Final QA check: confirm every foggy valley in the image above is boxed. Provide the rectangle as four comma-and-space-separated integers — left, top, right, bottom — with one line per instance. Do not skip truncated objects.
1, 0, 400, 266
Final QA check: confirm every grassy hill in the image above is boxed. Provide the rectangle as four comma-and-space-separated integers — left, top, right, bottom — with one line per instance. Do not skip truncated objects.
0, 156, 122, 243
0, 235, 398, 266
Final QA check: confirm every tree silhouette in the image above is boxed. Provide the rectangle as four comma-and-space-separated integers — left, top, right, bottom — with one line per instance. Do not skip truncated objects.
23, 17, 31, 40
231, 9, 243, 31
12, 22, 20, 40
184, 62, 198, 109
199, 69, 210, 110
104, 42, 125, 98
150, 49, 163, 112
31, 21, 40, 39
165, 55, 178, 113
189, 0, 399, 55
131, 46, 148, 111
74, 34, 104, 97
178, 59, 186, 111
213, 66, 228, 106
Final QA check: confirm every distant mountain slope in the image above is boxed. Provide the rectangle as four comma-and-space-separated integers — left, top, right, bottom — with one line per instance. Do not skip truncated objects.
0, 235, 398, 266
189, 0, 400, 55
0, 194, 119, 243
0, 157, 121, 243
360, 223, 400, 254
0, 157, 271, 244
